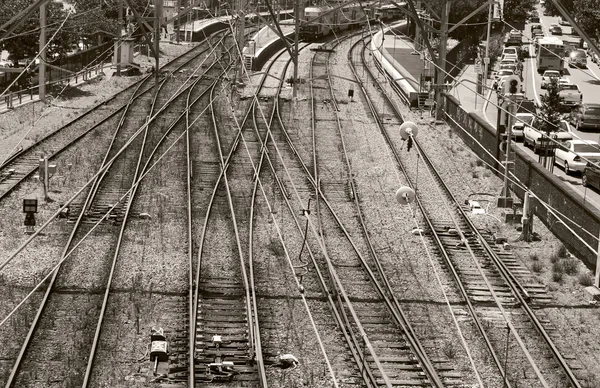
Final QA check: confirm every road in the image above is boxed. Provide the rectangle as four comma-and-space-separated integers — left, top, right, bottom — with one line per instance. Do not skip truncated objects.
482, 3, 600, 209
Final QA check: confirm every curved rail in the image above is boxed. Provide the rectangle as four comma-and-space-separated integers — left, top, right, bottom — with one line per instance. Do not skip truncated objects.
0, 41, 214, 202
4, 36, 231, 388
353, 35, 582, 388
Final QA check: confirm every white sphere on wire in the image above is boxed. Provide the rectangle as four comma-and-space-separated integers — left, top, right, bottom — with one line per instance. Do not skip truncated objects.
396, 186, 416, 205
399, 121, 419, 140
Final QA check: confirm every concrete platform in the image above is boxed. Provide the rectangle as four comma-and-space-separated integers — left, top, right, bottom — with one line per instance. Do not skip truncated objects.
383, 34, 427, 85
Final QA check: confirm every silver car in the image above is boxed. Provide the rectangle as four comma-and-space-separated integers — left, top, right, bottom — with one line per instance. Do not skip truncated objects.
554, 140, 600, 174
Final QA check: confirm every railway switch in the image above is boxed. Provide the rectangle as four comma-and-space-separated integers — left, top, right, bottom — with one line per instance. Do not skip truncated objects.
150, 327, 168, 375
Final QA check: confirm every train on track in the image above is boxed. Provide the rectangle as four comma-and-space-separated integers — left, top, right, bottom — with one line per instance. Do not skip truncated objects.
299, 2, 406, 41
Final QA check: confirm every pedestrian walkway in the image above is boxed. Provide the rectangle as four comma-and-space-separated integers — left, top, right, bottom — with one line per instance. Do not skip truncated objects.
449, 64, 492, 114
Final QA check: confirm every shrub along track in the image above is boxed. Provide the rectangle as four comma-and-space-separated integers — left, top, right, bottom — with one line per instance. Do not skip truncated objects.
2, 33, 232, 388
347, 34, 584, 388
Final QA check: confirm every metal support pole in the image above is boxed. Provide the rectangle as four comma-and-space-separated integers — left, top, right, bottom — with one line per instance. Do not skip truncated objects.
176, 0, 180, 43
502, 101, 514, 198
483, 2, 493, 88
435, 0, 450, 120
155, 0, 162, 86
292, 0, 300, 99
117, 1, 123, 77
237, 0, 246, 80
39, 2, 46, 102
414, 0, 421, 49
595, 229, 600, 288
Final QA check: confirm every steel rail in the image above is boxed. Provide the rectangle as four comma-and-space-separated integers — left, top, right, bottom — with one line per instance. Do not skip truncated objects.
242, 36, 380, 388
248, 41, 380, 388
333, 38, 446, 388
0, 41, 215, 202
357, 35, 581, 388
4, 41, 229, 388
307, 37, 380, 388
258, 37, 444, 388
351, 35, 514, 386
81, 49, 233, 387
191, 46, 285, 386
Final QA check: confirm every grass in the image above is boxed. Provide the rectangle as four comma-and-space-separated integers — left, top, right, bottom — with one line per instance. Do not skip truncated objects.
531, 261, 543, 273
557, 244, 568, 258
441, 341, 457, 359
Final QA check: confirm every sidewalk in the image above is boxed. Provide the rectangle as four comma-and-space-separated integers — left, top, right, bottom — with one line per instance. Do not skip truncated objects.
449, 64, 490, 114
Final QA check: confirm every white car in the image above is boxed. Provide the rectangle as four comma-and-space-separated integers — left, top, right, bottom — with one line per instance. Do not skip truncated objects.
511, 112, 535, 141
541, 70, 561, 89
467, 200, 486, 214
558, 17, 571, 26
554, 139, 600, 174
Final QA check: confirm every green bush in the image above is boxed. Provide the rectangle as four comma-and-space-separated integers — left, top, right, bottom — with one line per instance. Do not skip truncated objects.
562, 258, 579, 275
531, 261, 543, 273
549, 253, 560, 264
557, 244, 568, 258
578, 273, 593, 287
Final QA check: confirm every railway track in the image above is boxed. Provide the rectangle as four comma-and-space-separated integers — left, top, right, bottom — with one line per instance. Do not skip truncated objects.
3, 33, 232, 387
0, 33, 223, 203
349, 35, 583, 388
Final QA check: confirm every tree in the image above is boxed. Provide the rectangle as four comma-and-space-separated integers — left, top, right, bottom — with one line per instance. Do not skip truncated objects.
572, 0, 600, 41
539, 77, 563, 134
503, 0, 537, 28
0, 0, 78, 61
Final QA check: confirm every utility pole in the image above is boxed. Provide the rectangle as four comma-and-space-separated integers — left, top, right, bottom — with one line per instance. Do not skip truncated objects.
117, 1, 123, 77
155, 0, 162, 86
292, 0, 300, 99
237, 0, 246, 80
414, 0, 421, 50
483, 1, 493, 92
435, 0, 450, 120
39, 2, 46, 102
176, 0, 180, 43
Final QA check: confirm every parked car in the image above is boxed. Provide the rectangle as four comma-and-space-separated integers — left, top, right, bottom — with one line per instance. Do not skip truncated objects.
502, 46, 519, 57
582, 157, 600, 190
495, 69, 515, 80
554, 140, 600, 174
533, 28, 544, 39
558, 17, 571, 26
558, 83, 583, 108
550, 25, 563, 35
568, 49, 587, 68
499, 63, 519, 75
530, 24, 542, 34
541, 70, 561, 89
570, 103, 600, 130
523, 119, 573, 153
511, 112, 535, 141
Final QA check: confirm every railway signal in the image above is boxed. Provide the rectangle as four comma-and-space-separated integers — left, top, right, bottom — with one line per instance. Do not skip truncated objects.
22, 198, 38, 234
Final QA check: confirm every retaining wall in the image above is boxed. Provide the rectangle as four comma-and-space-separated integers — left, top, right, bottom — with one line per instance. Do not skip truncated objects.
444, 93, 600, 269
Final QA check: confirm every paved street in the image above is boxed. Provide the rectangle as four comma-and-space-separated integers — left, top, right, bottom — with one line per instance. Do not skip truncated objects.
477, 3, 600, 209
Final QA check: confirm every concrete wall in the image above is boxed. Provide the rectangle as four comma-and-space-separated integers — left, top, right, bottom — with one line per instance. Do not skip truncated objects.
444, 93, 600, 269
